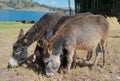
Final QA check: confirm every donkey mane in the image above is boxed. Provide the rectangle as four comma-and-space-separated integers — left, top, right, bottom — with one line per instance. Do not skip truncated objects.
19, 13, 49, 40
23, 13, 51, 38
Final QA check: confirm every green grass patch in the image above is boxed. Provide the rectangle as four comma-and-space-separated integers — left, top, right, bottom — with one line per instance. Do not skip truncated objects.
0, 22, 22, 24
0, 22, 33, 30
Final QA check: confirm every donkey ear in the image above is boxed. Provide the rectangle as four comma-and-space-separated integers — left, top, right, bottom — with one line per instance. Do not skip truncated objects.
18, 29, 24, 39
48, 47, 52, 55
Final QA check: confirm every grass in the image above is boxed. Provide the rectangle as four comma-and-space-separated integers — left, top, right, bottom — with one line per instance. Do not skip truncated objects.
0, 19, 120, 81
0, 22, 33, 30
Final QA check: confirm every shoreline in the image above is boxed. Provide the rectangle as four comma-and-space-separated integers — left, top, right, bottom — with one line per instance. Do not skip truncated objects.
0, 9, 49, 13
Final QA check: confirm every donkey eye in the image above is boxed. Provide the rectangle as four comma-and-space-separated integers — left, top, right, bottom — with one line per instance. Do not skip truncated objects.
16, 48, 22, 52
14, 48, 22, 55
16, 49, 20, 52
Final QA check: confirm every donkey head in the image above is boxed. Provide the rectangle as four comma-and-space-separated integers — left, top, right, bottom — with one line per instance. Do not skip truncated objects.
43, 47, 61, 77
8, 29, 28, 68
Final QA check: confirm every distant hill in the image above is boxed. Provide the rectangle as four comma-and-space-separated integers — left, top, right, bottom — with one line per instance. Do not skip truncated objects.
0, 0, 69, 12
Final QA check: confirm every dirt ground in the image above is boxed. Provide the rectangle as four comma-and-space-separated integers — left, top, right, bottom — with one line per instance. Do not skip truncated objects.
0, 17, 120, 81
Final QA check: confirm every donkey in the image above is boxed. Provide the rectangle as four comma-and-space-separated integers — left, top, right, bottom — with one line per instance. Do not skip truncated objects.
32, 12, 94, 70
8, 12, 66, 68
42, 14, 109, 76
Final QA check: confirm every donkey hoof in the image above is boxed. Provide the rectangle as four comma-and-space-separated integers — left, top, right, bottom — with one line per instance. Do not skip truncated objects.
65, 70, 71, 75
46, 73, 55, 77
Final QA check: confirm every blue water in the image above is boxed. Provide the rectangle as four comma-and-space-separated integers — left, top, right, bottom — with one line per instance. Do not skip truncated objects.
0, 10, 47, 22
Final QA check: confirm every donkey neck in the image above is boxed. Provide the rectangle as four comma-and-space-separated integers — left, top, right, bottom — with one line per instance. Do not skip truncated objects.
23, 23, 43, 46
52, 35, 64, 55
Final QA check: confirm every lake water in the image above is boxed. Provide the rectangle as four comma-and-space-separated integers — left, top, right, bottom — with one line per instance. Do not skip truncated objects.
0, 10, 47, 22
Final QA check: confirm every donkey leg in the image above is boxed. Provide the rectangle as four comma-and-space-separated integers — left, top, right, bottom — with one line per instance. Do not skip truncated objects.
93, 43, 101, 67
102, 41, 107, 67
33, 44, 45, 70
32, 45, 39, 62
66, 48, 74, 73
86, 50, 93, 61
72, 51, 77, 69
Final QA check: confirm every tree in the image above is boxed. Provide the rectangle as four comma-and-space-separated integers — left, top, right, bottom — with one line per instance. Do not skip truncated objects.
68, 0, 72, 15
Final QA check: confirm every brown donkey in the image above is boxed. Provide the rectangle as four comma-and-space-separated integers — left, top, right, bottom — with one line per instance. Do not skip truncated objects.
42, 14, 109, 76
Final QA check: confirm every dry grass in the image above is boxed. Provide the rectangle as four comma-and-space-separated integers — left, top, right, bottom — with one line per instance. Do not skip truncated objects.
0, 18, 120, 81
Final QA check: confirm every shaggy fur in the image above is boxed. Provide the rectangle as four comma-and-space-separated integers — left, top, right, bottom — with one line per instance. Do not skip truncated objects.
8, 12, 66, 68
43, 13, 109, 74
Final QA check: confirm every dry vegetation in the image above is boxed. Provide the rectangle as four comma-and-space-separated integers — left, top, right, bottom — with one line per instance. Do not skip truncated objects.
0, 17, 120, 81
